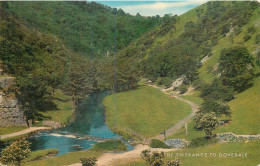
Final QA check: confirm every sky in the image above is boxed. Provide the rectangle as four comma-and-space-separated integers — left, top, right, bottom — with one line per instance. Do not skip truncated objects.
91, 1, 208, 16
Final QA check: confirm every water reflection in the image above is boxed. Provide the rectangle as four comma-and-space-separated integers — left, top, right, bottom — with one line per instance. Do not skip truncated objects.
29, 90, 121, 155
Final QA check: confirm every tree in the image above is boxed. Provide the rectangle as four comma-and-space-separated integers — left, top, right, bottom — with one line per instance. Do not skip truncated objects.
199, 99, 231, 117
0, 138, 31, 166
64, 55, 92, 111
194, 112, 218, 138
219, 46, 255, 92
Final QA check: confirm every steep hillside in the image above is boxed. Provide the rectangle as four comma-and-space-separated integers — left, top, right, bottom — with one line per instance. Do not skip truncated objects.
199, 4, 260, 83
117, 1, 259, 87
6, 1, 161, 56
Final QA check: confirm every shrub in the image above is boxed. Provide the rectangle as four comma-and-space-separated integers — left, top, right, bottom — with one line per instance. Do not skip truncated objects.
0, 138, 31, 165
255, 34, 260, 44
247, 26, 256, 34
166, 159, 182, 166
141, 150, 165, 166
178, 85, 188, 94
150, 139, 171, 149
194, 112, 218, 138
80, 156, 97, 166
243, 34, 251, 42
155, 77, 173, 88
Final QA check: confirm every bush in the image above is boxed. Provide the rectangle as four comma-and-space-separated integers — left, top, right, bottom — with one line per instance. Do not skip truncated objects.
178, 85, 188, 94
150, 139, 171, 149
166, 159, 182, 166
155, 77, 173, 88
247, 26, 256, 34
80, 156, 97, 166
188, 137, 218, 148
0, 138, 31, 165
243, 34, 251, 42
255, 34, 260, 44
141, 150, 165, 166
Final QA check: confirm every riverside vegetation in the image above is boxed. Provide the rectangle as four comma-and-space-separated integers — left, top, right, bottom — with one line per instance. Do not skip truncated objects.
0, 1, 259, 166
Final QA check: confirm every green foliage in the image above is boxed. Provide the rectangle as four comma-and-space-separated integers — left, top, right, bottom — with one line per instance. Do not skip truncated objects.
0, 5, 67, 123
23, 149, 59, 162
64, 55, 92, 110
247, 26, 256, 34
6, 1, 161, 57
117, 1, 258, 85
80, 156, 97, 166
194, 112, 218, 138
155, 77, 173, 88
219, 46, 255, 92
166, 159, 182, 166
150, 139, 170, 149
0, 138, 31, 165
243, 34, 251, 42
199, 100, 231, 117
178, 85, 188, 94
200, 79, 234, 102
91, 140, 127, 152
188, 136, 218, 148
255, 34, 260, 44
141, 150, 165, 166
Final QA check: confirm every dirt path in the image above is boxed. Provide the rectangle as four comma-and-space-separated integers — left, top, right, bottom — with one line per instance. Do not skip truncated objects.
68, 144, 175, 166
147, 84, 199, 141
0, 127, 51, 139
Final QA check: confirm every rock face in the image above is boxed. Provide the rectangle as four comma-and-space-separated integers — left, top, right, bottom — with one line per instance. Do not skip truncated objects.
0, 76, 27, 127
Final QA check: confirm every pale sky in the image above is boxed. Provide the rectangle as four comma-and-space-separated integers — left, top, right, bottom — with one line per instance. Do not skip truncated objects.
91, 1, 208, 16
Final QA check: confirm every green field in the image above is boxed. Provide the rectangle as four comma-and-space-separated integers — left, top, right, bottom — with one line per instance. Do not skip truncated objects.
104, 86, 192, 138
119, 140, 260, 166
216, 77, 260, 134
22, 149, 59, 163
41, 89, 73, 125
0, 126, 27, 135
22, 150, 101, 166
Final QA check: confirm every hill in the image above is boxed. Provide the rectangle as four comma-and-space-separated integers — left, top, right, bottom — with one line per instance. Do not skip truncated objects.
116, 1, 259, 86
6, 1, 161, 56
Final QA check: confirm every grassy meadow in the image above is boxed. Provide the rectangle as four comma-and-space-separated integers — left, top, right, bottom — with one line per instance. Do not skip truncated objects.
0, 126, 27, 135
103, 86, 192, 138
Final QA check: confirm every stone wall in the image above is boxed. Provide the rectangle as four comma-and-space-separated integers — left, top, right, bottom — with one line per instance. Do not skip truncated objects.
0, 76, 27, 127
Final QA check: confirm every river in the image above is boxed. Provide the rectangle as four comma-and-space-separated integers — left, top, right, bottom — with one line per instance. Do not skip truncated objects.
29, 90, 133, 155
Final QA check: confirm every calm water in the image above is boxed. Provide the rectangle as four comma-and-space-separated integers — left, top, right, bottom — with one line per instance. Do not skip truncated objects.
29, 90, 132, 155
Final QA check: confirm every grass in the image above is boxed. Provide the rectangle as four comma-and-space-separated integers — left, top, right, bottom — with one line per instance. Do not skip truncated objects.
22, 149, 59, 163
215, 76, 260, 135
0, 126, 27, 135
104, 86, 192, 138
167, 119, 204, 141
41, 89, 73, 125
118, 140, 260, 166
91, 140, 127, 152
181, 90, 203, 106
22, 150, 101, 166
168, 77, 260, 141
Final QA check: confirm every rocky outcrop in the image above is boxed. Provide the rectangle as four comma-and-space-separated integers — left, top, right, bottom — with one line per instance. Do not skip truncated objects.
0, 73, 26, 127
